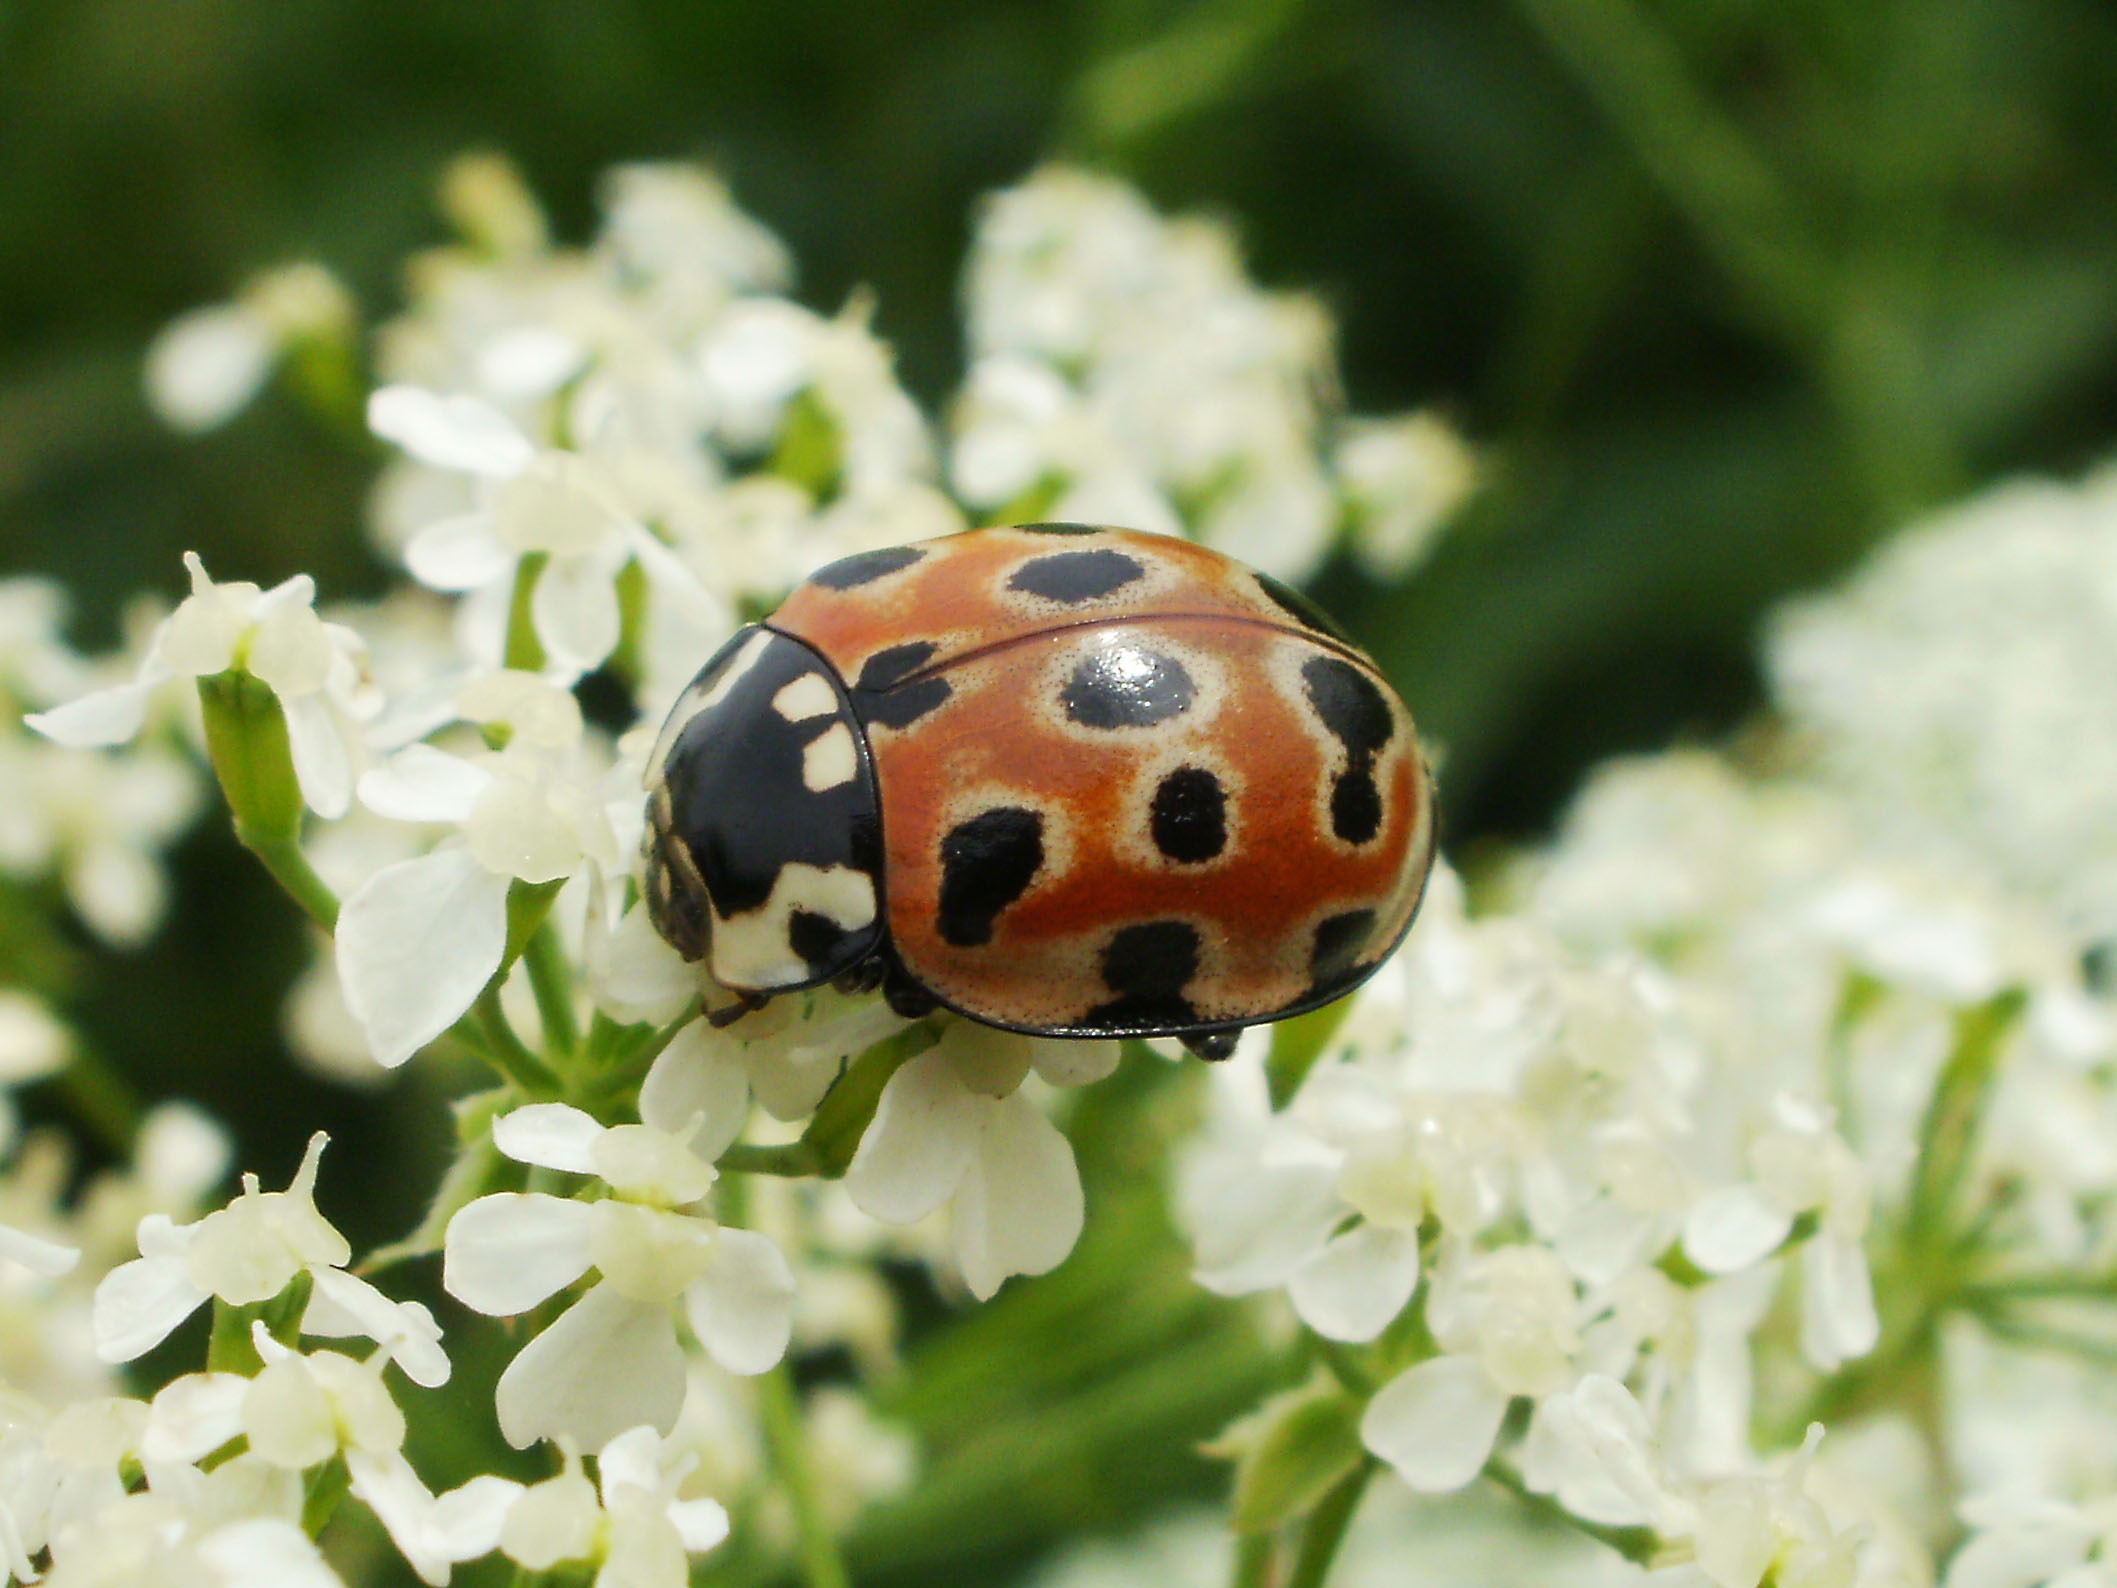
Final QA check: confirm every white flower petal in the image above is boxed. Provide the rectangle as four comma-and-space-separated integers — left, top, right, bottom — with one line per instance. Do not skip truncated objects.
368, 385, 535, 478
494, 1282, 686, 1450
596, 1425, 665, 1497
93, 1253, 208, 1362
530, 555, 621, 677
281, 692, 352, 819
142, 1372, 250, 1465
304, 1267, 452, 1388
493, 1104, 607, 1174
1361, 1354, 1511, 1493
1800, 1232, 1879, 1371
684, 1228, 794, 1376
622, 523, 729, 631
195, 1517, 344, 1588
23, 680, 156, 747
337, 848, 510, 1068
667, 1497, 732, 1553
1288, 1225, 1420, 1343
951, 1089, 1083, 1300
442, 1193, 597, 1316
405, 513, 515, 592
1026, 1036, 1120, 1088
358, 744, 492, 824
1682, 1185, 1794, 1276
0, 1222, 78, 1278
145, 305, 275, 432
639, 1024, 750, 1164
844, 1045, 982, 1224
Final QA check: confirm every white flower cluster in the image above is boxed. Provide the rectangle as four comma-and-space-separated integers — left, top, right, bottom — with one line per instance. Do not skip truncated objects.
955, 168, 1473, 582
1178, 463, 2117, 1584
1769, 465, 2117, 949
0, 579, 202, 946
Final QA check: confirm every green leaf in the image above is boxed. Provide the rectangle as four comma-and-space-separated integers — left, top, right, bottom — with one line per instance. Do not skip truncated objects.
1226, 1381, 1366, 1535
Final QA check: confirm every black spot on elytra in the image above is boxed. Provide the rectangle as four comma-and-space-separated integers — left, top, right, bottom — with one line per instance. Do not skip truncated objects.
1309, 909, 1378, 996
1016, 522, 1104, 536
1150, 767, 1226, 862
1254, 571, 1354, 644
1301, 655, 1395, 845
651, 628, 883, 986
809, 545, 925, 590
937, 807, 1044, 946
855, 642, 937, 690
1062, 646, 1194, 729
859, 678, 951, 729
852, 640, 952, 730
1008, 548, 1146, 604
1082, 920, 1202, 1031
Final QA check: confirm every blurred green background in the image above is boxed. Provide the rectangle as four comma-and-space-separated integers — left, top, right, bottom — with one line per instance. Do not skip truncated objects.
6, 0, 2117, 1579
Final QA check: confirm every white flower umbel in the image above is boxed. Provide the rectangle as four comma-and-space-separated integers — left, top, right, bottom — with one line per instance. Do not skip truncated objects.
443, 1104, 795, 1450
844, 1020, 1113, 1301
335, 670, 620, 1067
25, 553, 376, 819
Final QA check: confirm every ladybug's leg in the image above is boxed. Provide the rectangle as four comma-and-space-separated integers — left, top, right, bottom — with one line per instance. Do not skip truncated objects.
832, 957, 886, 998
705, 988, 773, 1029
1181, 1029, 1241, 1062
879, 953, 937, 1020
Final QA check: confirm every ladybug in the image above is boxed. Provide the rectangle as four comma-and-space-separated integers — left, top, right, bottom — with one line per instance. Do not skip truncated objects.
641, 524, 1436, 1060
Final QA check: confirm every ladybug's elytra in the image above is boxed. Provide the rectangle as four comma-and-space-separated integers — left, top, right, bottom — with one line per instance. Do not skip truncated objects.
641, 524, 1436, 1060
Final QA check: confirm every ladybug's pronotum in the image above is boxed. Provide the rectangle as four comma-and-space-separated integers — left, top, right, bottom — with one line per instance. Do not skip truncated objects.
642, 524, 1436, 1060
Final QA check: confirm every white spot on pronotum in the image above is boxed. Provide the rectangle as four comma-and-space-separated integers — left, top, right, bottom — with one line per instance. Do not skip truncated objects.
645, 628, 774, 786
711, 863, 877, 989
773, 673, 837, 722
802, 723, 858, 792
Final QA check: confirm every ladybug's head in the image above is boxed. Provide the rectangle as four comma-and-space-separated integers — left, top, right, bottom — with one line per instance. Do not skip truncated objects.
642, 625, 885, 995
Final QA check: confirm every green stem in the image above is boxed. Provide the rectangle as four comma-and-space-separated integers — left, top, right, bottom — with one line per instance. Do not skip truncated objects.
719, 1142, 823, 1178
474, 985, 557, 1094
522, 921, 578, 1057
234, 828, 340, 932
504, 554, 549, 674
758, 1360, 850, 1588
1232, 1532, 1277, 1588
1284, 1458, 1373, 1588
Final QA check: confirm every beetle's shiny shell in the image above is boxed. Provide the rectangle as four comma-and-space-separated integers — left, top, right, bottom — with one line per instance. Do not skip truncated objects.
737, 523, 1437, 1039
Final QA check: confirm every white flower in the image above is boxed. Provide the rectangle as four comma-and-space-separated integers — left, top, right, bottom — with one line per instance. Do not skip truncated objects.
1334, 412, 1475, 579
240, 1326, 405, 1470
493, 1426, 730, 1588
334, 671, 620, 1067
443, 1105, 794, 1449
144, 263, 352, 434
368, 385, 725, 682
346, 1451, 522, 1587
1360, 1243, 1584, 1493
1521, 1376, 1866, 1588
844, 1021, 1112, 1300
25, 553, 376, 819
1680, 1096, 1878, 1373
91, 1132, 437, 1383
